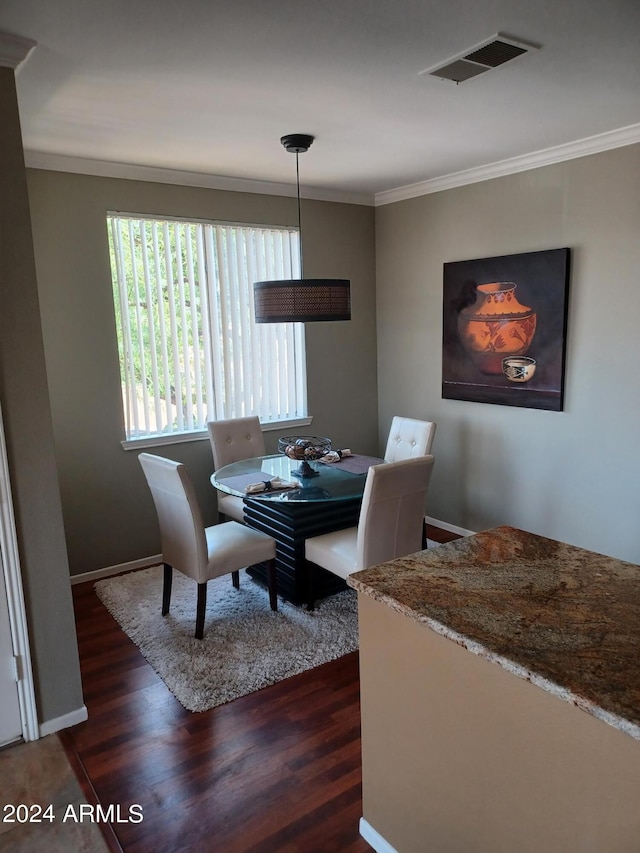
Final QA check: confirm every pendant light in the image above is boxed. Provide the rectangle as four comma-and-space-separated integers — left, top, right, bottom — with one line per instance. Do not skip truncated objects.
253, 134, 351, 323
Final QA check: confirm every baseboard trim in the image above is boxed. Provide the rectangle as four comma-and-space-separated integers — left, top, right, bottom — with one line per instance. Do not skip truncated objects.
425, 516, 475, 537
40, 705, 88, 737
70, 554, 162, 585
359, 818, 399, 853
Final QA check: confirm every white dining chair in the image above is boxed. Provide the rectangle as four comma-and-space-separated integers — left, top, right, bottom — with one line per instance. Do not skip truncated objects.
384, 416, 436, 548
208, 416, 266, 523
304, 455, 435, 609
384, 416, 436, 461
139, 453, 277, 639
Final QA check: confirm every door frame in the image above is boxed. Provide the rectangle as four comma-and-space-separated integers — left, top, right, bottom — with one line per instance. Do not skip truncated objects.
0, 400, 38, 741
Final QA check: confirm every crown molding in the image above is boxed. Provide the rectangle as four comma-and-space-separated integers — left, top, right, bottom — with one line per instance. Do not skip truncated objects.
0, 32, 36, 69
375, 123, 640, 206
23, 121, 640, 207
23, 151, 375, 206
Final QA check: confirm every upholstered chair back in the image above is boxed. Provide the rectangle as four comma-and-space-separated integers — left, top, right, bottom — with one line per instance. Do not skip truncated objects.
357, 455, 435, 570
208, 416, 265, 469
384, 416, 436, 462
139, 453, 209, 583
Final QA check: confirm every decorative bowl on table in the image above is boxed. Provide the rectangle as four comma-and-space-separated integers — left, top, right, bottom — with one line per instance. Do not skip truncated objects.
278, 436, 331, 477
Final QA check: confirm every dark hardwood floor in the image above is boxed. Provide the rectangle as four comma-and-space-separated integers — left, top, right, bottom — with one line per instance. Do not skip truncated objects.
62, 525, 459, 853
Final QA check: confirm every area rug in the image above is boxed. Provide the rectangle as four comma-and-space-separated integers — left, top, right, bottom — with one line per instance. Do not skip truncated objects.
94, 566, 359, 712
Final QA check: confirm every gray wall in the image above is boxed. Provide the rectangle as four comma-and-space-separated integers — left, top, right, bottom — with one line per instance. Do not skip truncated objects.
376, 144, 640, 564
26, 171, 377, 576
0, 68, 83, 725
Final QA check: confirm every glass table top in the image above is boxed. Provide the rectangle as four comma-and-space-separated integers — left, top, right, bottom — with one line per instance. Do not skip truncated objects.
211, 453, 381, 502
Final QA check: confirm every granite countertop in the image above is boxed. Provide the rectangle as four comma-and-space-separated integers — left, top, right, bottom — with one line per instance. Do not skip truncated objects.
347, 526, 640, 740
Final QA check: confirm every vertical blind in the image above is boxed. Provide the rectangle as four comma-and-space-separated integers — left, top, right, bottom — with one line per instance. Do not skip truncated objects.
107, 214, 306, 440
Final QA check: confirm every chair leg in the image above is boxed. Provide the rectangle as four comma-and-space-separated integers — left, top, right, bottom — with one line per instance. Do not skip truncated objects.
195, 582, 207, 639
422, 519, 428, 551
162, 563, 172, 615
232, 570, 240, 589
266, 559, 278, 611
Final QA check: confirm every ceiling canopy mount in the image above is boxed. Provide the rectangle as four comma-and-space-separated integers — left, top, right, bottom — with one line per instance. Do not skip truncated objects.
280, 134, 314, 154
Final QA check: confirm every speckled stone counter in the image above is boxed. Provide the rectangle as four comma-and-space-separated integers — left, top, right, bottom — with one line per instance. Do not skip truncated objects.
348, 525, 640, 740
350, 526, 640, 853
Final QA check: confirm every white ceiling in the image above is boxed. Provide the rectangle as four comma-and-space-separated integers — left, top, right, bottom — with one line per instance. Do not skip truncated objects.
2, 0, 640, 205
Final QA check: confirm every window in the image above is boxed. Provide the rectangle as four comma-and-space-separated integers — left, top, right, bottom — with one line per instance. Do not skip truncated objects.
107, 214, 307, 443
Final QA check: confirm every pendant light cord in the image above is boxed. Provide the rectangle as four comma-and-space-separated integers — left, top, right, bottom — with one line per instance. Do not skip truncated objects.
296, 151, 304, 279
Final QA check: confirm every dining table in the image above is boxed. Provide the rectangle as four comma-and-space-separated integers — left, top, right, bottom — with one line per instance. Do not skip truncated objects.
211, 452, 384, 605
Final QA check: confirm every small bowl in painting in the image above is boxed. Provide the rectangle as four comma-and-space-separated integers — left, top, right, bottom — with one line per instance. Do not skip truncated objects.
502, 356, 537, 383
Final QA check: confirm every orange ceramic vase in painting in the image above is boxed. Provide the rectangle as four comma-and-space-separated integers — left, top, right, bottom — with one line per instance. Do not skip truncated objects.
457, 282, 537, 375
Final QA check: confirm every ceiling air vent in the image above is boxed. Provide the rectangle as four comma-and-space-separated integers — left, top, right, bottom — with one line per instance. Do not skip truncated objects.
421, 33, 539, 84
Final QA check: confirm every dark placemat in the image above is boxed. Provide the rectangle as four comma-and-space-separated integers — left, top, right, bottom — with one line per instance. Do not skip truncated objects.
320, 454, 385, 475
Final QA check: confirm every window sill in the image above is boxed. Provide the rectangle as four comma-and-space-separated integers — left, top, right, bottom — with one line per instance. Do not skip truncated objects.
120, 416, 314, 451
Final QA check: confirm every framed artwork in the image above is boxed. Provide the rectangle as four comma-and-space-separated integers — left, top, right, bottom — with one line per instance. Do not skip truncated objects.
442, 248, 571, 411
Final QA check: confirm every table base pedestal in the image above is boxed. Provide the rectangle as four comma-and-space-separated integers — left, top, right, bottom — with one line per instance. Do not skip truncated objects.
244, 497, 361, 606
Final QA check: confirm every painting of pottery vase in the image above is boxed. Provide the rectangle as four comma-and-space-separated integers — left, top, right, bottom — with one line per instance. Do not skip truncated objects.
457, 281, 537, 374
442, 248, 570, 411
